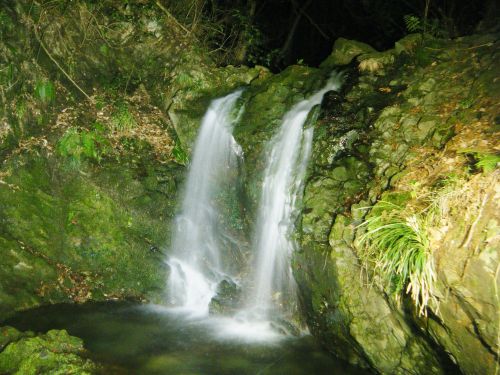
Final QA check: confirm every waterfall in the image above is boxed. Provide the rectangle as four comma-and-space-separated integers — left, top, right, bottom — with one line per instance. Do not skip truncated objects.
166, 90, 243, 317
248, 72, 345, 316
164, 72, 344, 340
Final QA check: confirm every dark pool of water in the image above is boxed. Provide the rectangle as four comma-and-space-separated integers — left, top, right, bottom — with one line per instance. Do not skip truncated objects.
4, 302, 372, 375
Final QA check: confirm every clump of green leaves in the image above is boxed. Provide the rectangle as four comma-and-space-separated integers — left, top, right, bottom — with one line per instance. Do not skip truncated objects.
459, 150, 500, 174
34, 80, 56, 103
57, 123, 110, 167
404, 15, 422, 33
404, 14, 448, 38
111, 102, 136, 131
474, 153, 500, 173
172, 142, 189, 165
358, 201, 436, 316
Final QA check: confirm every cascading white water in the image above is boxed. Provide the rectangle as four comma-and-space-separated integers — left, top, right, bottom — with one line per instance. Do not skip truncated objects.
166, 90, 243, 317
164, 74, 344, 341
248, 72, 345, 316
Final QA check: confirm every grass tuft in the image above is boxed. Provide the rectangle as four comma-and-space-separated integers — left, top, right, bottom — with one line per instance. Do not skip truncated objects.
111, 102, 136, 131
358, 201, 436, 316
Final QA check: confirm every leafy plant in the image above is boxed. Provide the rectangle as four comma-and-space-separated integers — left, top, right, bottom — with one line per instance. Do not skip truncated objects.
34, 80, 56, 103
111, 102, 136, 131
475, 153, 500, 173
57, 123, 110, 167
404, 15, 422, 33
403, 14, 448, 39
458, 97, 474, 109
358, 201, 436, 316
459, 150, 500, 174
99, 44, 109, 56
172, 142, 189, 165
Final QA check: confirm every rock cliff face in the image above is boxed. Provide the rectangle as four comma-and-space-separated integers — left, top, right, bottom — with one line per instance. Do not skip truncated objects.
294, 35, 499, 374
0, 2, 498, 374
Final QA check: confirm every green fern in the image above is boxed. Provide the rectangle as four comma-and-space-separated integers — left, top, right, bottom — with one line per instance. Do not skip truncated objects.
57, 128, 82, 168
57, 124, 110, 167
111, 102, 136, 131
459, 150, 500, 174
475, 153, 500, 173
404, 14, 422, 33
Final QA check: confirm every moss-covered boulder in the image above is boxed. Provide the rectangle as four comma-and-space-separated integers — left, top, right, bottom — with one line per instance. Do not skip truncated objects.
209, 279, 242, 315
0, 328, 96, 374
166, 64, 268, 150
320, 38, 377, 68
0, 149, 181, 320
0, 326, 34, 352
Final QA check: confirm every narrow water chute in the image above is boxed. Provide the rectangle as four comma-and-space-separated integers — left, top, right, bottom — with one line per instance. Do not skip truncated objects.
247, 72, 345, 317
166, 90, 244, 317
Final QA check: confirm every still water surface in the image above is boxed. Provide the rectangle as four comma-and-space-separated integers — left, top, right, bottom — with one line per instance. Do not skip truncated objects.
5, 302, 371, 374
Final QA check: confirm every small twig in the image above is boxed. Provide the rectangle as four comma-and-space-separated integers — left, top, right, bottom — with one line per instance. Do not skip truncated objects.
460, 42, 495, 50
297, 6, 329, 40
155, 0, 195, 38
425, 42, 495, 51
33, 23, 92, 101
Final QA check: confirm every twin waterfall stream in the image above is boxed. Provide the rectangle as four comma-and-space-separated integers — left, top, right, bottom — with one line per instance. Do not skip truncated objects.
167, 90, 244, 317
166, 74, 344, 340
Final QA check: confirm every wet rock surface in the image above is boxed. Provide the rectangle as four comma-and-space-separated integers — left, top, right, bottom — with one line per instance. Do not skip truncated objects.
295, 33, 499, 374
209, 279, 243, 315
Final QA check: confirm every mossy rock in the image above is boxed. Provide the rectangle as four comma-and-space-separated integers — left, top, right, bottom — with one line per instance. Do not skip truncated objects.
394, 34, 422, 55
0, 329, 96, 374
167, 65, 266, 151
208, 279, 242, 315
0, 326, 35, 351
294, 31, 500, 375
0, 151, 174, 320
320, 38, 376, 68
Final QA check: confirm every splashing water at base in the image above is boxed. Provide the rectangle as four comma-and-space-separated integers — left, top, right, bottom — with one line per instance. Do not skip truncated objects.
166, 90, 243, 317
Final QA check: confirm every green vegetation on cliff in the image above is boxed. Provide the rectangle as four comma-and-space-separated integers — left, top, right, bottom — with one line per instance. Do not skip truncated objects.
358, 199, 435, 316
